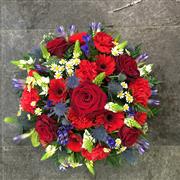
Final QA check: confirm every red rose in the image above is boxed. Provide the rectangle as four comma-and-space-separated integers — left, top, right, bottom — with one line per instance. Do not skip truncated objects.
46, 37, 68, 58
70, 81, 107, 117
68, 108, 94, 129
94, 32, 114, 54
20, 87, 40, 114
76, 60, 97, 82
81, 144, 110, 161
69, 32, 87, 44
35, 114, 58, 144
134, 112, 147, 125
96, 54, 116, 76
129, 78, 151, 106
48, 79, 67, 104
117, 126, 141, 147
96, 110, 124, 133
115, 54, 140, 81
66, 132, 82, 152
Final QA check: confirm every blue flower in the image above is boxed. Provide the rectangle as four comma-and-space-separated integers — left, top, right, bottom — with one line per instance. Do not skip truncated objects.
68, 24, 76, 36
106, 136, 116, 148
49, 103, 67, 118
57, 125, 73, 146
44, 100, 53, 110
67, 75, 79, 89
81, 34, 93, 56
56, 26, 66, 37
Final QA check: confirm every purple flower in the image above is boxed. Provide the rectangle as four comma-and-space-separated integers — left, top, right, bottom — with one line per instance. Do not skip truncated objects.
151, 89, 158, 96
90, 22, 102, 33
81, 34, 93, 56
56, 26, 66, 37
127, 107, 135, 117
106, 136, 116, 148
136, 139, 150, 155
148, 99, 160, 106
12, 78, 25, 90
44, 100, 53, 110
136, 53, 149, 63
34, 64, 48, 73
68, 24, 76, 36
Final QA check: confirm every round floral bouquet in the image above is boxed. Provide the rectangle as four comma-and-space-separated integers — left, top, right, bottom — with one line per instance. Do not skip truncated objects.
4, 23, 160, 174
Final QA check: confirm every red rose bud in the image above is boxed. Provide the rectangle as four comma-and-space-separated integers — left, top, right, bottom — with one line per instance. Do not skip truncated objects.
66, 133, 82, 152
35, 114, 58, 144
70, 81, 107, 117
117, 126, 141, 147
69, 32, 87, 44
115, 54, 140, 81
46, 37, 68, 58
94, 32, 114, 54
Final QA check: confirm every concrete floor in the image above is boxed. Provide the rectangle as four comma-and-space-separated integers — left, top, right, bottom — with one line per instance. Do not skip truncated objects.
0, 0, 180, 179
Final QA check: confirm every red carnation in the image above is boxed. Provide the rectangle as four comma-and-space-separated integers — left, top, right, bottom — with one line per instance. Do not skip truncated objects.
66, 132, 82, 152
81, 144, 110, 161
96, 110, 124, 133
70, 81, 107, 117
129, 78, 151, 106
69, 32, 87, 44
76, 60, 97, 82
94, 32, 114, 54
35, 114, 58, 144
20, 87, 40, 114
117, 126, 141, 147
134, 112, 147, 125
46, 37, 68, 58
115, 54, 140, 81
68, 108, 94, 129
95, 54, 116, 76
48, 79, 67, 104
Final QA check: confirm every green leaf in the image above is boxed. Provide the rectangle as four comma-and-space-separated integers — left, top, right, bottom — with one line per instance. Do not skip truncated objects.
4, 116, 18, 124
134, 103, 148, 113
105, 102, 123, 112
124, 118, 142, 129
114, 34, 121, 42
41, 145, 57, 161
85, 160, 95, 176
117, 41, 128, 50
73, 40, 82, 58
82, 130, 95, 152
11, 60, 21, 66
92, 72, 105, 86
40, 43, 51, 60
118, 73, 127, 82
31, 130, 40, 147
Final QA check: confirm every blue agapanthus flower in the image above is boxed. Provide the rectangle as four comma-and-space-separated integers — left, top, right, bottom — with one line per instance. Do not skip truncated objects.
12, 78, 25, 90
81, 34, 93, 56
106, 136, 116, 148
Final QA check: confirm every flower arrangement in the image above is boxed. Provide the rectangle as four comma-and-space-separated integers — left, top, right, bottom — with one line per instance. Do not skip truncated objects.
4, 23, 160, 175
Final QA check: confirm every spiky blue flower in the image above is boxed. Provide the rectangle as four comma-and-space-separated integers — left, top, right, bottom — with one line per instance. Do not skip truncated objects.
108, 81, 123, 94
67, 75, 79, 89
49, 103, 67, 118
92, 126, 108, 142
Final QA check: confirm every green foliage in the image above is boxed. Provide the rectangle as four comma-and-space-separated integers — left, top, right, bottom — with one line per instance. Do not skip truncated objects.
129, 44, 142, 58
4, 116, 18, 124
124, 118, 142, 129
117, 41, 128, 50
85, 160, 95, 176
64, 45, 74, 60
148, 76, 161, 87
73, 40, 82, 58
41, 145, 57, 161
40, 43, 51, 60
31, 130, 40, 147
118, 73, 127, 82
92, 72, 105, 86
114, 34, 121, 42
106, 153, 122, 167
82, 130, 95, 152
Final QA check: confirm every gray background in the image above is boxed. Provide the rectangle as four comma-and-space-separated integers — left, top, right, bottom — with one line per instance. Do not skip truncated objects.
0, 0, 180, 179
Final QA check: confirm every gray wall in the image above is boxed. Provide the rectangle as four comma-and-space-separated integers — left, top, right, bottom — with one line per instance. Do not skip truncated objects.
0, 0, 180, 179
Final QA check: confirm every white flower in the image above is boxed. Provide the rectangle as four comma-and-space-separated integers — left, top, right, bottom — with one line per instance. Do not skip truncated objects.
139, 64, 153, 76
54, 72, 63, 79
26, 57, 34, 65
123, 103, 129, 111
121, 82, 128, 89
35, 108, 42, 116
30, 101, 36, 107
45, 145, 57, 154
59, 59, 67, 65
125, 92, 133, 103
41, 77, 50, 84
117, 91, 124, 99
